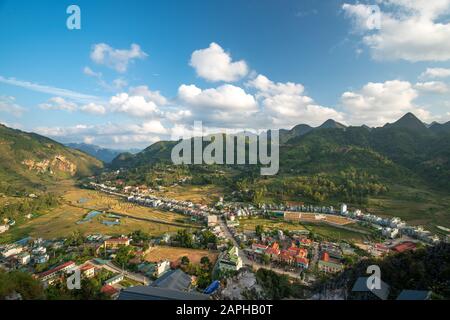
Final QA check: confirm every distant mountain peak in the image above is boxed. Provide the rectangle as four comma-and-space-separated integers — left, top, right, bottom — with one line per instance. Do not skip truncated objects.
318, 119, 347, 129
385, 112, 427, 131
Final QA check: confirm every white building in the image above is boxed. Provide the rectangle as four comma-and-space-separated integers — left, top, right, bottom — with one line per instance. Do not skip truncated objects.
207, 215, 218, 227
155, 260, 171, 277
16, 252, 31, 265
340, 204, 348, 215
1, 245, 23, 258
382, 227, 399, 239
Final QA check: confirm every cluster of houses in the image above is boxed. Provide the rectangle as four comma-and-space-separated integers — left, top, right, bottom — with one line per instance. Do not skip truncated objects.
0, 238, 56, 269
126, 194, 217, 219
263, 202, 442, 244
250, 239, 312, 270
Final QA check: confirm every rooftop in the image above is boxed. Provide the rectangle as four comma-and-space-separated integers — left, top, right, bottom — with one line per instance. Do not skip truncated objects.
152, 269, 192, 291
118, 286, 209, 300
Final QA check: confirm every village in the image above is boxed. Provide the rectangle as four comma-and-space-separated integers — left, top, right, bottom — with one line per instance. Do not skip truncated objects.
1, 176, 447, 300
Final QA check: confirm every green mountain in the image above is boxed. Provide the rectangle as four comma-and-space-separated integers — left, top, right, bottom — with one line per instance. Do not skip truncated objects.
0, 124, 103, 193
108, 114, 450, 210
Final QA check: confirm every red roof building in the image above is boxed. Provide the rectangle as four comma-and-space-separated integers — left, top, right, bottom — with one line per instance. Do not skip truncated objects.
295, 257, 309, 268
38, 261, 76, 281
392, 241, 416, 253
101, 284, 119, 296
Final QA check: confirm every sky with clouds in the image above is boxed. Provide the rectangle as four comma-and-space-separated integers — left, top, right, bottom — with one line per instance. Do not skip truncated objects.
0, 0, 450, 149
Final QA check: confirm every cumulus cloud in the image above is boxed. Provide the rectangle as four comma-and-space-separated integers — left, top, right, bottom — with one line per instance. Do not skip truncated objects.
247, 74, 343, 128
415, 81, 449, 94
39, 97, 77, 112
190, 42, 248, 82
129, 85, 168, 106
0, 96, 26, 117
341, 80, 431, 126
342, 1, 450, 61
109, 93, 159, 117
90, 43, 147, 73
80, 103, 106, 115
420, 67, 450, 79
177, 83, 259, 127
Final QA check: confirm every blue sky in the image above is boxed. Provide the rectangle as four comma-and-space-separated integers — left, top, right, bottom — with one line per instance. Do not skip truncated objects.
1, 0, 450, 148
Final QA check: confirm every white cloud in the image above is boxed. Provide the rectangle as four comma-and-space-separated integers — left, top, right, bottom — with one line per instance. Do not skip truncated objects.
0, 75, 100, 103
341, 80, 431, 126
35, 120, 168, 149
80, 103, 106, 115
178, 84, 257, 111
129, 85, 168, 106
177, 83, 260, 128
84, 66, 128, 91
90, 43, 147, 73
83, 136, 95, 144
0, 96, 26, 117
247, 74, 343, 128
415, 81, 449, 94
83, 66, 102, 78
109, 93, 159, 117
342, 1, 450, 61
39, 97, 77, 112
190, 42, 248, 82
420, 67, 450, 79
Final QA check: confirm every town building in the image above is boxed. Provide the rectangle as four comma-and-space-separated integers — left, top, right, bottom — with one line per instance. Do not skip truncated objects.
38, 261, 76, 285
207, 215, 218, 227
318, 252, 344, 273
104, 274, 124, 286
396, 290, 432, 300
80, 264, 96, 278
118, 268, 209, 300
351, 277, 390, 300
103, 237, 130, 249
155, 260, 171, 277
16, 252, 31, 265
218, 246, 243, 272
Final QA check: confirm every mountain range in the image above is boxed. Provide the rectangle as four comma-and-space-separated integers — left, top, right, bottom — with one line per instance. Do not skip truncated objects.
110, 113, 450, 193
65, 143, 141, 163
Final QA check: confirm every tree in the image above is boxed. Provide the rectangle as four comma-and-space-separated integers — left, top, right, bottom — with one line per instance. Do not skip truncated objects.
262, 254, 271, 265
255, 225, 264, 237
114, 246, 134, 267
200, 256, 211, 270
0, 271, 45, 300
181, 256, 190, 265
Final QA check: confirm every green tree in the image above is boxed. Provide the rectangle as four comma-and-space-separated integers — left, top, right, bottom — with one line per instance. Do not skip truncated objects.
181, 256, 190, 265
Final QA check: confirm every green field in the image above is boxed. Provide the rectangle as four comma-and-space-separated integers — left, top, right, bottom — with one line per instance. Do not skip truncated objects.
367, 184, 450, 230
0, 186, 201, 243
237, 217, 371, 243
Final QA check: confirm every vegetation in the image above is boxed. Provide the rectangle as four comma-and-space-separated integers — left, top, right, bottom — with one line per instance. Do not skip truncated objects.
316, 243, 450, 299
0, 123, 103, 192
255, 268, 305, 299
0, 270, 45, 299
